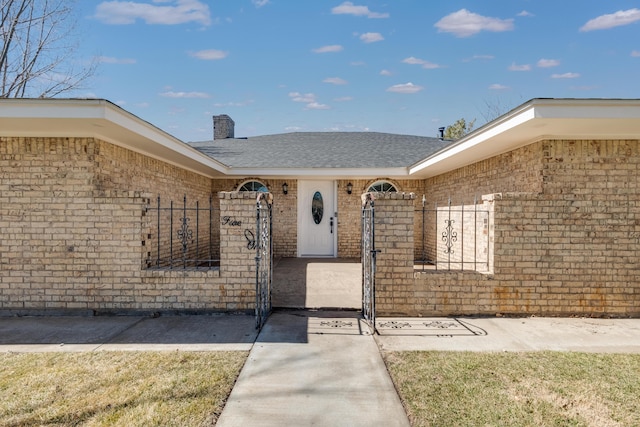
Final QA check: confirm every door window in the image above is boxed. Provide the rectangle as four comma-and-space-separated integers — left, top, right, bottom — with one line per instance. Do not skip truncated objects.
311, 191, 323, 224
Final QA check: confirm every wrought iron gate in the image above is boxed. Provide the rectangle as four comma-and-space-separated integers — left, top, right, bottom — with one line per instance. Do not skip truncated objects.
255, 193, 273, 330
362, 194, 379, 334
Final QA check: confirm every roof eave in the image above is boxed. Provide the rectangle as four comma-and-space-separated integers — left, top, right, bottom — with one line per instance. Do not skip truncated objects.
0, 98, 230, 178
224, 167, 410, 180
410, 98, 640, 178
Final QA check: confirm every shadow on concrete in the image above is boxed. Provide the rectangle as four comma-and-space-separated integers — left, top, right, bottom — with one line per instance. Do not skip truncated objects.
0, 314, 257, 349
272, 258, 361, 310
257, 309, 366, 344
376, 317, 488, 336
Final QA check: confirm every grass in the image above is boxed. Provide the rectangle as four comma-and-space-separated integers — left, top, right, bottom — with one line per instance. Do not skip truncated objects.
0, 351, 247, 427
384, 351, 640, 427
3, 349, 640, 426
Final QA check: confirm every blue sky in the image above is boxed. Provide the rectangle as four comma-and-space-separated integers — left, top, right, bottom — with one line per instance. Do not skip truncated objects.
74, 1, 640, 142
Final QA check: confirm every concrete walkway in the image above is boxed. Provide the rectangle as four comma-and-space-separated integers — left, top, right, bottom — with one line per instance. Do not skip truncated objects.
0, 314, 257, 352
375, 315, 640, 353
216, 310, 410, 427
272, 258, 361, 309
3, 312, 640, 426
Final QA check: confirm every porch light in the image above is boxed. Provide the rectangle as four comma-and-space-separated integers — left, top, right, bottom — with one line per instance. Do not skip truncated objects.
282, 182, 288, 195
346, 182, 353, 195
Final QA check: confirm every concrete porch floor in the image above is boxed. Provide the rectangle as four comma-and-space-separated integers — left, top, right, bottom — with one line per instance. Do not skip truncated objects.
272, 258, 361, 310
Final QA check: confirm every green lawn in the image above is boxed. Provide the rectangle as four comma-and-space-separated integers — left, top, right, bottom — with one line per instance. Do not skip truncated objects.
384, 351, 640, 427
0, 351, 247, 427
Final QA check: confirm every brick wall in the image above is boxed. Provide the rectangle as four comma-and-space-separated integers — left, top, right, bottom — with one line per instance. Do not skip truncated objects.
0, 137, 263, 314
370, 192, 416, 316
338, 179, 423, 258
407, 139, 640, 317
211, 178, 419, 259
212, 178, 296, 258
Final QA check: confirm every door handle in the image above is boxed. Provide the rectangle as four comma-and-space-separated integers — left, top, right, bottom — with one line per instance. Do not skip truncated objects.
330, 217, 334, 234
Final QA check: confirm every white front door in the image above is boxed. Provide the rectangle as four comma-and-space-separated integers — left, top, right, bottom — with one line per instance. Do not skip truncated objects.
298, 180, 336, 257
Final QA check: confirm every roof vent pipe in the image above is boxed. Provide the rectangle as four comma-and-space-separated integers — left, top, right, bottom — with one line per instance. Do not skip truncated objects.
438, 127, 445, 139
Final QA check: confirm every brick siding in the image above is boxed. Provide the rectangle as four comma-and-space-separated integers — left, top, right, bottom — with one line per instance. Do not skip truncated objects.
3, 134, 639, 317
404, 139, 640, 317
0, 137, 263, 313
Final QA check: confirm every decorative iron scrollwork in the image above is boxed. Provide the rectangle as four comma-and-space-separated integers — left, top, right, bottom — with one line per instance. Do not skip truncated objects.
442, 219, 457, 254
177, 216, 193, 252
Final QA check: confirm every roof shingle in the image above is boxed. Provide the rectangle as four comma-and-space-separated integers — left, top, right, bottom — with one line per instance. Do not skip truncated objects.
189, 132, 450, 169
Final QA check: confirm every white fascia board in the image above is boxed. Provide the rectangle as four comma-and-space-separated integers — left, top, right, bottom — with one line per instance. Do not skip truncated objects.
0, 99, 230, 177
99, 102, 229, 175
226, 167, 410, 179
410, 105, 536, 175
0, 98, 118, 120
534, 102, 640, 119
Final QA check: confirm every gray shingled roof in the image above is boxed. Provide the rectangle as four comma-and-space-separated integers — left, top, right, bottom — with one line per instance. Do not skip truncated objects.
189, 132, 450, 169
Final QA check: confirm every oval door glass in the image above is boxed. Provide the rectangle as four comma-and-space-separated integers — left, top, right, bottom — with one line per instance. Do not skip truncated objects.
311, 191, 323, 224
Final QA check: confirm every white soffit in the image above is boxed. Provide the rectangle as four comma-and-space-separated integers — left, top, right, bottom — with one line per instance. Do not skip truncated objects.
410, 99, 640, 178
0, 99, 229, 178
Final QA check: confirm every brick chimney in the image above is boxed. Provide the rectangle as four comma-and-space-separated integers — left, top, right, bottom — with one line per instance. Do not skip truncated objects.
213, 114, 235, 140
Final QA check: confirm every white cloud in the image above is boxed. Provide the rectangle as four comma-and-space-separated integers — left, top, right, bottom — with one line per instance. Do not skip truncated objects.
288, 92, 330, 109
189, 49, 228, 60
305, 102, 330, 110
360, 32, 384, 43
509, 63, 531, 71
421, 62, 442, 70
331, 2, 389, 19
552, 72, 580, 79
350, 61, 366, 66
96, 56, 136, 64
435, 9, 514, 37
386, 82, 424, 94
580, 8, 640, 31
517, 10, 534, 17
334, 96, 353, 102
213, 100, 255, 107
380, 69, 392, 76
632, 50, 640, 57
466, 54, 495, 61
489, 83, 509, 90
289, 92, 316, 103
323, 77, 348, 85
94, 0, 211, 26
312, 45, 344, 53
402, 56, 443, 69
285, 126, 303, 131
252, 0, 269, 7
160, 90, 210, 98
402, 56, 424, 65
537, 58, 560, 68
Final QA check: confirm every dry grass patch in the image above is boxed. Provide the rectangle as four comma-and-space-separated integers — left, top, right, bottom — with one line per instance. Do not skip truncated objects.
0, 351, 247, 427
384, 351, 640, 427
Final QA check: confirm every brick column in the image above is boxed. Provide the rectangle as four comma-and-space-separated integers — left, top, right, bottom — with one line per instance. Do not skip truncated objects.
371, 192, 415, 315
218, 191, 268, 310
